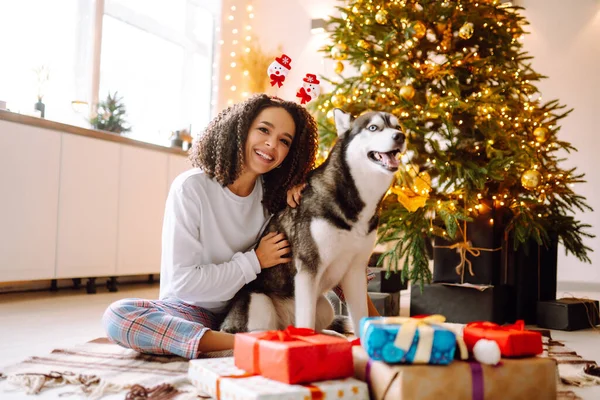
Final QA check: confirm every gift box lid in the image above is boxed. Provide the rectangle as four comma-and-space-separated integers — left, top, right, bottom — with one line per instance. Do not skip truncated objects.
234, 328, 354, 384
239, 330, 350, 350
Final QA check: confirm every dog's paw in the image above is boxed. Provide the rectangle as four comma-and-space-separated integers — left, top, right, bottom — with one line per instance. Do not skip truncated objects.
220, 321, 245, 334
320, 329, 350, 339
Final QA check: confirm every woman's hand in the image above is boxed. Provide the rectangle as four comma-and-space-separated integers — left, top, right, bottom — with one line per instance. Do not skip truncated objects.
286, 183, 307, 208
255, 232, 291, 269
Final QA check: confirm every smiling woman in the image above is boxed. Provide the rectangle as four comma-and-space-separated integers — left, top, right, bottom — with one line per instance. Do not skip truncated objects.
243, 108, 296, 180
190, 94, 318, 214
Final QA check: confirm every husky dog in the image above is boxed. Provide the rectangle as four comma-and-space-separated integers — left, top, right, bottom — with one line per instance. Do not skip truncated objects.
220, 109, 405, 336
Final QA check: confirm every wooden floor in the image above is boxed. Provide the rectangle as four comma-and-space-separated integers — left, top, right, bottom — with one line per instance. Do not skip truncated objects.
0, 283, 598, 399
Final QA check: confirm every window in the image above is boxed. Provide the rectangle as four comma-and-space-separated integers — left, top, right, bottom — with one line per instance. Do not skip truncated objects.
0, 0, 218, 146
0, 0, 88, 124
101, 0, 216, 144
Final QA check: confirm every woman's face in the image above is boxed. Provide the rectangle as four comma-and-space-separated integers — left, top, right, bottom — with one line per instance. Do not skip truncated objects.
244, 106, 296, 176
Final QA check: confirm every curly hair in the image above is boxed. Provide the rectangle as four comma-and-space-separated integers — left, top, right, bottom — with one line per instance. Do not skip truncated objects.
190, 94, 318, 214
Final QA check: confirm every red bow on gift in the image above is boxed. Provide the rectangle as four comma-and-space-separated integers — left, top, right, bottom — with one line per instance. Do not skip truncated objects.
270, 73, 286, 87
257, 326, 317, 342
468, 320, 525, 331
296, 87, 313, 104
464, 320, 542, 357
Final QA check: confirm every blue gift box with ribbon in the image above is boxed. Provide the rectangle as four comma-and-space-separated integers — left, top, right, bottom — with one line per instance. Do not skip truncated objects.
360, 315, 467, 365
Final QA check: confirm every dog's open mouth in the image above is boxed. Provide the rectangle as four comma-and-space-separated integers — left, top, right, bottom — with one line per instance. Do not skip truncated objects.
368, 150, 401, 171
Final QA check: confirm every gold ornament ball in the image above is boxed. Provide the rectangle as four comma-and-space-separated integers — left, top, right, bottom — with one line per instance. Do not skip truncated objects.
459, 22, 474, 40
400, 85, 416, 100
533, 127, 549, 143
334, 61, 344, 74
375, 10, 388, 25
413, 21, 427, 39
360, 62, 375, 76
521, 169, 542, 190
331, 94, 347, 108
428, 93, 441, 107
357, 39, 371, 50
331, 43, 348, 60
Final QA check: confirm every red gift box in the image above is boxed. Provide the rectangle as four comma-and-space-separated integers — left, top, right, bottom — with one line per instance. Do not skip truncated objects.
234, 326, 354, 384
463, 320, 543, 357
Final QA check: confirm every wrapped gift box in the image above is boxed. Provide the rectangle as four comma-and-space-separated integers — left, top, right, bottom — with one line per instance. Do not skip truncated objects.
433, 211, 508, 285
463, 320, 542, 357
410, 283, 512, 324
188, 357, 369, 400
352, 346, 557, 400
234, 327, 353, 384
503, 231, 558, 324
360, 316, 461, 365
367, 268, 408, 293
537, 298, 600, 331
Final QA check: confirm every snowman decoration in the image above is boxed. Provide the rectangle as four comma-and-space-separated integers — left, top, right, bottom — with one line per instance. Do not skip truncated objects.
268, 54, 292, 87
296, 74, 320, 105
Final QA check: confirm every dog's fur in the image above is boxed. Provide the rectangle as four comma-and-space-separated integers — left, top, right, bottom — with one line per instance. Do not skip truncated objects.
220, 109, 405, 336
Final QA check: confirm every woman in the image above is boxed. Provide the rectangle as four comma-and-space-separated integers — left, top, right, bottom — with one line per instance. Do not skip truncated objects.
103, 94, 378, 359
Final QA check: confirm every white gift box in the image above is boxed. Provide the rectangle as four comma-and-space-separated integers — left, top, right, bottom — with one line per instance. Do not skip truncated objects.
189, 357, 368, 400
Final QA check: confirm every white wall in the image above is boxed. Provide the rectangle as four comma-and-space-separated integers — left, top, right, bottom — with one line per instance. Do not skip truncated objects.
217, 0, 600, 286
216, 0, 340, 109
520, 0, 600, 286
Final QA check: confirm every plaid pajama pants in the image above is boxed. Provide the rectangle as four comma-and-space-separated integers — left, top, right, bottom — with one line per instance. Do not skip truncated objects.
102, 298, 223, 359
102, 269, 375, 359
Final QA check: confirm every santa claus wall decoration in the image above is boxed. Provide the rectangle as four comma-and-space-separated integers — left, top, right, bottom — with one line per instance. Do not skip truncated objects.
267, 54, 292, 88
295, 73, 320, 105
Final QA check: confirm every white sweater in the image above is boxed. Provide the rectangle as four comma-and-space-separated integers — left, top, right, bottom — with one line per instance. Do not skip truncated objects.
159, 168, 270, 313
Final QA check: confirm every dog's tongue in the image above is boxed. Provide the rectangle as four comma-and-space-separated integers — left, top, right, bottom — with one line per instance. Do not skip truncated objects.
379, 151, 400, 170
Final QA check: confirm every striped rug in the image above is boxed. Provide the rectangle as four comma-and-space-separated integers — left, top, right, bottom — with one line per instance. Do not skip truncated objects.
0, 335, 597, 399
537, 331, 600, 400
0, 338, 223, 399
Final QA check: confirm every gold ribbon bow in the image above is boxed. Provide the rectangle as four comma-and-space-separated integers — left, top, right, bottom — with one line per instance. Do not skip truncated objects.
434, 221, 502, 283
363, 315, 468, 363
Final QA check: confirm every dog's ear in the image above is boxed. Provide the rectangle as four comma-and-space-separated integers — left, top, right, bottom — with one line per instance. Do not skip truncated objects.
333, 109, 352, 136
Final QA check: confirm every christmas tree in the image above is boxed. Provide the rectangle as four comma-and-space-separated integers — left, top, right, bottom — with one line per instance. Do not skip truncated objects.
312, 0, 593, 285
90, 92, 131, 134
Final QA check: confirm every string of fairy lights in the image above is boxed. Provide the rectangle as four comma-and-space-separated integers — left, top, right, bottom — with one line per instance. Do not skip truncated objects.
218, 2, 255, 106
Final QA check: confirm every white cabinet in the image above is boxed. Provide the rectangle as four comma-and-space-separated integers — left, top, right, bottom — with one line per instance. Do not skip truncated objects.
0, 114, 190, 283
0, 120, 61, 282
55, 134, 120, 279
168, 153, 191, 187
116, 146, 169, 275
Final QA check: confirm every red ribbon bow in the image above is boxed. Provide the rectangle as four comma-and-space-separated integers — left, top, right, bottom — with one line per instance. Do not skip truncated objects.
257, 325, 317, 342
252, 326, 318, 373
270, 74, 286, 87
466, 320, 525, 332
296, 87, 312, 104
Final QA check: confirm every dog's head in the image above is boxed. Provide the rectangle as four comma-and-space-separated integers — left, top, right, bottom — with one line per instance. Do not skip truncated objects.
334, 109, 406, 175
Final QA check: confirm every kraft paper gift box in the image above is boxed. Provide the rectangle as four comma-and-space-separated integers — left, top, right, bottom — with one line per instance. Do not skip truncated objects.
188, 356, 369, 400
234, 327, 354, 384
352, 346, 557, 400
